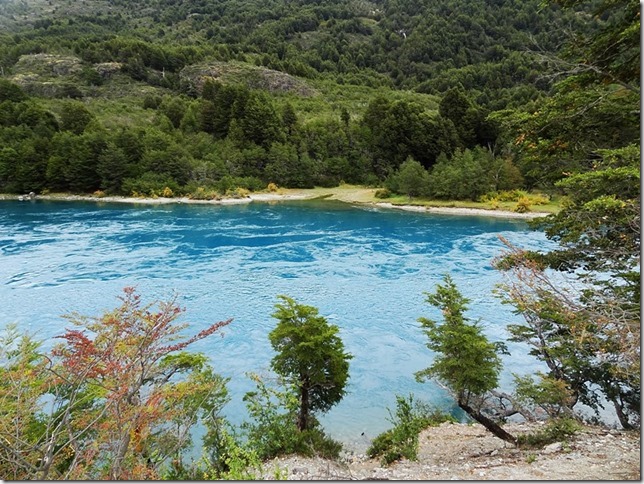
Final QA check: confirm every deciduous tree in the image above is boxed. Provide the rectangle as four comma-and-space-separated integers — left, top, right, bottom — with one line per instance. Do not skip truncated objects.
0, 288, 232, 480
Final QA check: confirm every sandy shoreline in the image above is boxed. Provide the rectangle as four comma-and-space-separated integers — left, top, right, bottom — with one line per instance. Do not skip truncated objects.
373, 201, 548, 219
1, 192, 551, 219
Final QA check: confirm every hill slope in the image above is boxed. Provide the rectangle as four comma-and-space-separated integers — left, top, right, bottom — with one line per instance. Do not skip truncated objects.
0, 0, 591, 109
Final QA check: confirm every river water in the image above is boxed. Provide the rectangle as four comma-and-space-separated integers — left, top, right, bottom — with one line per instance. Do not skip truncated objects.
0, 199, 553, 450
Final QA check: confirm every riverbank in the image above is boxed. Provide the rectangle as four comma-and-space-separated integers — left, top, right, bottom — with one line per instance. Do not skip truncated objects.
260, 421, 640, 480
1, 186, 553, 220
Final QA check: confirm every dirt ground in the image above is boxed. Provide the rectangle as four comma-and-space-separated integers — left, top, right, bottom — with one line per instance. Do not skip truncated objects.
260, 421, 641, 480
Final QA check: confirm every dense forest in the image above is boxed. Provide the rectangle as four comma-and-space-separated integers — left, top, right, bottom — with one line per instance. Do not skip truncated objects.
0, 0, 640, 479
0, 0, 633, 201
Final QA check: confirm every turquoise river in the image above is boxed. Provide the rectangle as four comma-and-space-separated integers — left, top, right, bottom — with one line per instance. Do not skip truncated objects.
0, 199, 553, 451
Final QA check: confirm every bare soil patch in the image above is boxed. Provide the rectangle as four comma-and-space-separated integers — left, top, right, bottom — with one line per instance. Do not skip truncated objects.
260, 422, 640, 480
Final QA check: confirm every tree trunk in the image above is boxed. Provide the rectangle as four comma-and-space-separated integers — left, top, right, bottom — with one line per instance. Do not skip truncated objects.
611, 396, 633, 430
459, 401, 517, 445
110, 430, 131, 480
297, 379, 309, 431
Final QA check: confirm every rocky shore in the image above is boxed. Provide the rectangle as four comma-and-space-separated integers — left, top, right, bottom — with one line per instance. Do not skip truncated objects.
260, 421, 640, 481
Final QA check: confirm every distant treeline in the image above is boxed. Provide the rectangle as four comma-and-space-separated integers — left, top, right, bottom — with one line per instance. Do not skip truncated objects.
0, 78, 524, 198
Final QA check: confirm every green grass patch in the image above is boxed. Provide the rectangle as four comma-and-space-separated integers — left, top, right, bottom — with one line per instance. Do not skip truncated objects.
382, 194, 560, 214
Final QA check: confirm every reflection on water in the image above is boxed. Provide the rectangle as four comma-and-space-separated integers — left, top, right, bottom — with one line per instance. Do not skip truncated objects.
0, 199, 553, 450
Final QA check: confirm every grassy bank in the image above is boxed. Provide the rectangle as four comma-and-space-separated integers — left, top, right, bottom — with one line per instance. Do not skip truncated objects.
276, 185, 559, 215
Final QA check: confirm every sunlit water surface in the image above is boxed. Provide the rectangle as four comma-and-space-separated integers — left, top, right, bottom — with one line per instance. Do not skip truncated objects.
0, 199, 554, 451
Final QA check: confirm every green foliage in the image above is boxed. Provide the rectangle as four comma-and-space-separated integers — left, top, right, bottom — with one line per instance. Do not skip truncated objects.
0, 289, 232, 480
511, 147, 639, 425
0, 324, 50, 480
534, 145, 640, 279
269, 295, 352, 431
438, 86, 496, 148
374, 188, 392, 199
428, 148, 522, 201
367, 394, 455, 465
496, 223, 640, 429
242, 374, 342, 460
499, 0, 639, 189
481, 190, 548, 205
513, 373, 575, 419
361, 96, 457, 175
415, 275, 505, 405
0, 0, 588, 195
265, 142, 316, 188
0, 79, 28, 102
216, 175, 265, 193
492, 0, 639, 431
198, 423, 264, 480
552, 0, 639, 89
386, 157, 430, 199
517, 418, 581, 449
514, 196, 532, 213
121, 172, 181, 197
58, 101, 95, 135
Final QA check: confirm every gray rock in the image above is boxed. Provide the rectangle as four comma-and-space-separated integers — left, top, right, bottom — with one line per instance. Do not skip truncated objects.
543, 442, 563, 454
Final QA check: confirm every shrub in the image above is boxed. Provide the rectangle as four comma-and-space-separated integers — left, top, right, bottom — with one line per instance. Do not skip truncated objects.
529, 193, 550, 205
242, 374, 343, 460
188, 186, 220, 200
201, 424, 264, 480
514, 196, 532, 213
121, 173, 180, 198
375, 188, 392, 199
489, 189, 528, 202
517, 418, 581, 449
367, 395, 455, 465
483, 190, 549, 208
216, 176, 264, 194
161, 186, 174, 198
267, 182, 279, 192
228, 187, 250, 198
93, 190, 106, 198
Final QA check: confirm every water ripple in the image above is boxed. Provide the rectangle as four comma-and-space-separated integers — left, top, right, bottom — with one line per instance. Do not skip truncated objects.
0, 200, 554, 444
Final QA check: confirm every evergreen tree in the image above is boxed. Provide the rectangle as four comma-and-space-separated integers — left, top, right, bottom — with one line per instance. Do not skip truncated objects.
281, 102, 298, 137
415, 275, 516, 443
98, 143, 130, 193
269, 296, 352, 431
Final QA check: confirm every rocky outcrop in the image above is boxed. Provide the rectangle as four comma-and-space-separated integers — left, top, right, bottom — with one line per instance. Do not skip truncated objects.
180, 61, 315, 96
13, 53, 83, 78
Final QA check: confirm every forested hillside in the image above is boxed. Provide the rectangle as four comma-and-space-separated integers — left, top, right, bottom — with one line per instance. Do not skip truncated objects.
0, 0, 590, 106
1, 0, 633, 201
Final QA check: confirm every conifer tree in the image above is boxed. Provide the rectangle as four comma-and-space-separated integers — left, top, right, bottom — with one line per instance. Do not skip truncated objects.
269, 296, 352, 431
415, 275, 516, 443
